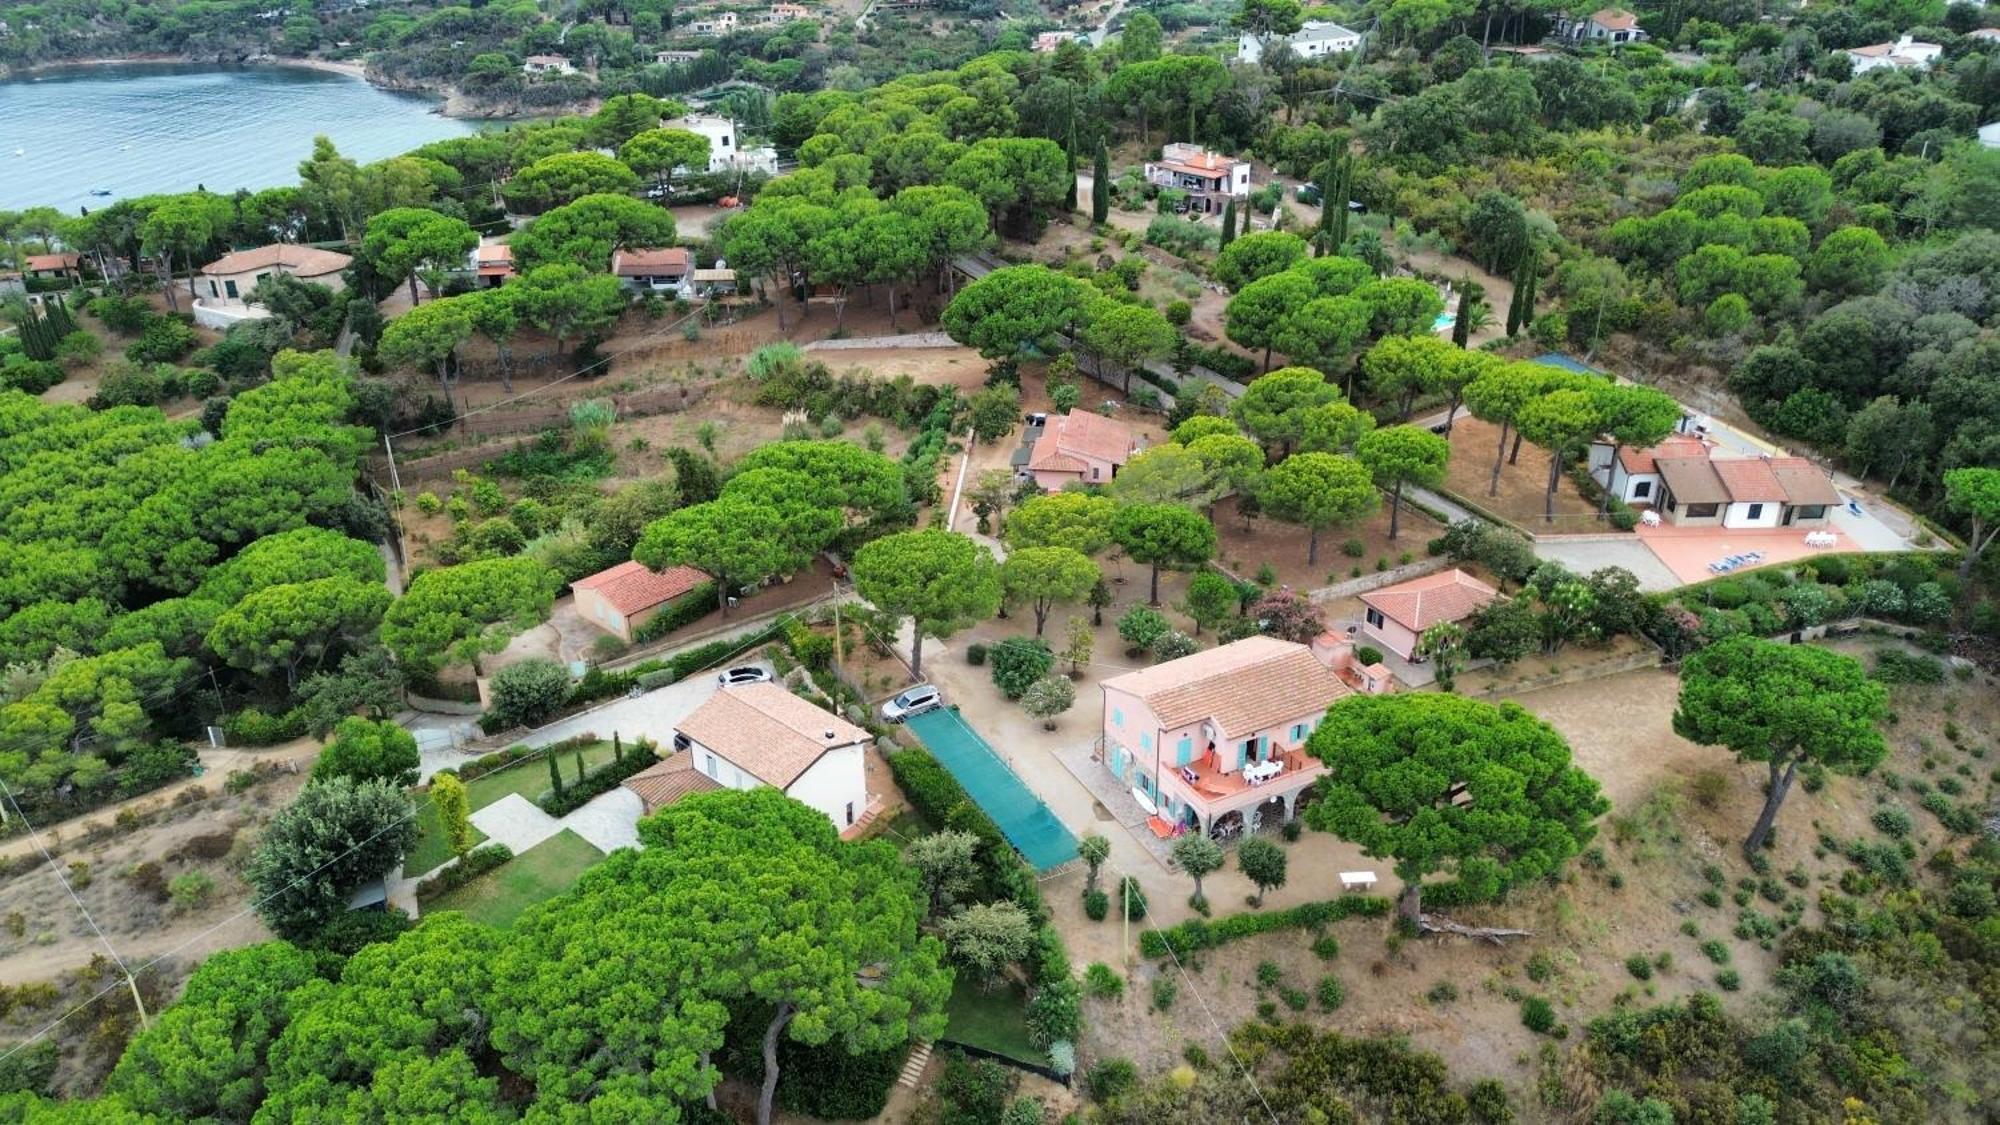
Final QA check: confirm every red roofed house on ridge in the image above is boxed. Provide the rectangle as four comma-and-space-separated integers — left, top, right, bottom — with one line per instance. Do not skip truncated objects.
571, 560, 710, 644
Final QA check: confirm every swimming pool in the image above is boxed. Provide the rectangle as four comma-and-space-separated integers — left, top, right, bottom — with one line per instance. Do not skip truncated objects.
1432, 313, 1457, 333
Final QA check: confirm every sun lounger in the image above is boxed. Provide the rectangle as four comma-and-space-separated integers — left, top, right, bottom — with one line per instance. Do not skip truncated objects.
1339, 871, 1378, 892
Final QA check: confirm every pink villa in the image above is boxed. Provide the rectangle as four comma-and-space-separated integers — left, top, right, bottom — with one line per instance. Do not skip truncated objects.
1359, 568, 1500, 661
1100, 637, 1350, 839
1023, 411, 1138, 491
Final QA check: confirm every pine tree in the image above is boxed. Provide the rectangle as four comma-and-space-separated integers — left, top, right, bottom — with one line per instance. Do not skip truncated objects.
1092, 141, 1110, 225
1220, 199, 1238, 247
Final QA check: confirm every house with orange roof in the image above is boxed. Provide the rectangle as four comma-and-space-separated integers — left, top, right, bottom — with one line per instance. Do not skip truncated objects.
197, 244, 351, 305
612, 247, 693, 293
1021, 410, 1139, 491
23, 252, 80, 281
1100, 636, 1349, 839
1142, 142, 1252, 216
1587, 432, 1708, 506
1358, 568, 1500, 661
465, 242, 514, 289
652, 682, 877, 834
1591, 435, 1840, 530
571, 560, 710, 643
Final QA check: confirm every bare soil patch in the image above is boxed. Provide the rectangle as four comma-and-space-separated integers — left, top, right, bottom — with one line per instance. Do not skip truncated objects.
1210, 494, 1446, 592
1441, 414, 1607, 530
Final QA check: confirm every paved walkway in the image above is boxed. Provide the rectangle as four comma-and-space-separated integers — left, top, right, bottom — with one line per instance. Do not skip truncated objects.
469, 794, 566, 856
564, 787, 644, 852
1532, 537, 1684, 593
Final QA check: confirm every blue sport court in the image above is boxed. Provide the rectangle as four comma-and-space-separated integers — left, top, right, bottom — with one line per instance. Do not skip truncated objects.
905, 709, 1079, 871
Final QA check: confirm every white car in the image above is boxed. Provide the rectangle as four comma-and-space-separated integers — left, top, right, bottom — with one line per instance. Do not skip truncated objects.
717, 666, 773, 687
880, 684, 942, 723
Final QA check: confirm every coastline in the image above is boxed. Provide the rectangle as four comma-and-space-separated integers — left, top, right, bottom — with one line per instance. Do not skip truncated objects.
0, 52, 582, 120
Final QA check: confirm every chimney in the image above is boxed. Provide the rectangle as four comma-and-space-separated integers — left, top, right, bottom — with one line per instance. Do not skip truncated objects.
824, 729, 836, 740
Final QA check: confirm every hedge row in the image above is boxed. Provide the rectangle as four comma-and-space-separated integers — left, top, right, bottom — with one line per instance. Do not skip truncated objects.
632, 582, 720, 644
887, 746, 1046, 924
221, 707, 308, 746
559, 622, 786, 712
414, 843, 514, 901
538, 738, 662, 817
1139, 896, 1392, 958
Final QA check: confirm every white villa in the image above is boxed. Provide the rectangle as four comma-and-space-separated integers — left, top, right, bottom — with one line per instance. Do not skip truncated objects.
1237, 20, 1361, 64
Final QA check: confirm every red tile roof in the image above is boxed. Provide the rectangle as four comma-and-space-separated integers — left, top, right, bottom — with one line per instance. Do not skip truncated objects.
201, 244, 351, 277
622, 751, 720, 812
1591, 8, 1640, 31
1769, 458, 1841, 505
1360, 568, 1499, 632
1710, 457, 1784, 502
572, 560, 708, 616
1617, 434, 1708, 474
24, 253, 79, 272
1028, 411, 1136, 472
1101, 637, 1352, 740
612, 247, 691, 276
674, 682, 869, 789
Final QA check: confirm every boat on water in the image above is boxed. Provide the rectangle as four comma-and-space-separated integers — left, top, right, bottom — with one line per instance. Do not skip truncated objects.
90, 189, 113, 197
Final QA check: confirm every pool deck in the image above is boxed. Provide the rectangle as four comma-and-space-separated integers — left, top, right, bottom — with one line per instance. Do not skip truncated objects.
1635, 522, 1858, 585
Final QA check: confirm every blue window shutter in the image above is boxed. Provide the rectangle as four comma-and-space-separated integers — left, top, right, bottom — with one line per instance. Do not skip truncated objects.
1112, 708, 1123, 728
1177, 735, 1192, 766
1140, 732, 1152, 751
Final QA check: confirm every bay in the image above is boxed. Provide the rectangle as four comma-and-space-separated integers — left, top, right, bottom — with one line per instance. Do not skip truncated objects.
0, 62, 483, 213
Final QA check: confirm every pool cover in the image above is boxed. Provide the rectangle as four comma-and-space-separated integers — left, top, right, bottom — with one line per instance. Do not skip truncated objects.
905, 709, 1080, 871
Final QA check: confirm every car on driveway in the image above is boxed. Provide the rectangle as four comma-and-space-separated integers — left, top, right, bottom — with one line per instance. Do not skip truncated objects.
880, 684, 942, 723
717, 665, 773, 687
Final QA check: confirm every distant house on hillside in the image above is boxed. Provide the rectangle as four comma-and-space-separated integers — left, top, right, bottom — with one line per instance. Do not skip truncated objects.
195, 245, 350, 329
1358, 569, 1500, 661
628, 682, 877, 835
1236, 20, 1360, 64
612, 247, 693, 294
465, 242, 514, 288
682, 11, 739, 35
1101, 637, 1349, 840
1019, 410, 1139, 491
1142, 142, 1252, 216
572, 559, 709, 643
522, 54, 575, 76
662, 113, 781, 175
23, 253, 79, 281
655, 49, 704, 65
1555, 8, 1649, 44
1841, 35, 1942, 73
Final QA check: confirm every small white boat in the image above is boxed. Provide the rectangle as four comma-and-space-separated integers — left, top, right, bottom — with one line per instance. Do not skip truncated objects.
12, 148, 22, 157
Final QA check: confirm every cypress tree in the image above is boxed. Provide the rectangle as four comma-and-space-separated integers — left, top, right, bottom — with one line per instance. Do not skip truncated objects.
1518, 244, 1539, 333
1505, 258, 1526, 338
1220, 199, 1238, 247
1092, 141, 1110, 225
1314, 159, 1336, 256
1453, 286, 1474, 348
1330, 154, 1353, 249
575, 746, 586, 785
548, 752, 564, 797
1065, 122, 1080, 212
613, 731, 623, 763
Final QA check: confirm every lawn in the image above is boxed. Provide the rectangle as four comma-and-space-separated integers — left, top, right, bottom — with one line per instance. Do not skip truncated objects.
943, 978, 1047, 1067
423, 829, 606, 927
405, 740, 620, 875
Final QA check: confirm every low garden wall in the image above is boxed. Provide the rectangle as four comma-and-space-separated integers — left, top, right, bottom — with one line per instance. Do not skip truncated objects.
1468, 643, 1662, 699
1306, 556, 1452, 605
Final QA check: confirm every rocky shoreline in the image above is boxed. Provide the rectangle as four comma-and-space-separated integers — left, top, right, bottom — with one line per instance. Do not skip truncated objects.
0, 53, 543, 119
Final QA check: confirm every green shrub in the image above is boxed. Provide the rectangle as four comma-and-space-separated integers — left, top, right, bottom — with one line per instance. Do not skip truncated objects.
1625, 954, 1653, 980
1521, 996, 1558, 1035
1426, 981, 1459, 1004
1341, 538, 1366, 558
1715, 968, 1742, 991
1119, 876, 1148, 921
1311, 935, 1340, 961
1356, 645, 1384, 666
1083, 962, 1123, 999
1525, 951, 1554, 982
414, 843, 515, 900
1256, 960, 1283, 987
1315, 976, 1345, 1011
965, 642, 988, 666
1085, 1058, 1138, 1103
1700, 939, 1731, 964
1083, 888, 1109, 921
630, 583, 719, 642
1151, 977, 1177, 1011
989, 636, 1055, 699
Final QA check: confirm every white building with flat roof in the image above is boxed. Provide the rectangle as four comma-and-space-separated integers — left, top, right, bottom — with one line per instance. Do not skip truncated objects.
1237, 21, 1360, 64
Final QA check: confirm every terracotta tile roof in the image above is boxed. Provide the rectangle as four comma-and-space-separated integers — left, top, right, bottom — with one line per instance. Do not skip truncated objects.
674, 682, 869, 789
622, 751, 720, 811
1028, 411, 1136, 472
24, 253, 78, 272
1656, 455, 1730, 504
201, 243, 351, 277
1360, 569, 1499, 632
612, 247, 691, 276
1101, 637, 1352, 740
1711, 457, 1784, 502
1617, 434, 1707, 474
1591, 8, 1640, 30
572, 560, 708, 616
1769, 458, 1840, 506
